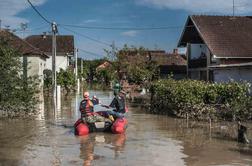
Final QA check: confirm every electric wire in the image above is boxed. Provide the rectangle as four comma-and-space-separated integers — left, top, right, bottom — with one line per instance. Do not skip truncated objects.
59, 24, 185, 30
27, 0, 51, 24
14, 25, 49, 33
78, 48, 104, 58
61, 26, 112, 47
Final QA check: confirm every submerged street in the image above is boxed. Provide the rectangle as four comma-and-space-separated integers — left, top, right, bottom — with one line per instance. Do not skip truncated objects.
0, 90, 251, 166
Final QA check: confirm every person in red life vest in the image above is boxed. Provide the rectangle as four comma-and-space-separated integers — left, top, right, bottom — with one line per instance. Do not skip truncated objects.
79, 91, 105, 123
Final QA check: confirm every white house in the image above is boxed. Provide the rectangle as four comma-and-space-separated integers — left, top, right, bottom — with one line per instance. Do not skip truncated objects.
0, 30, 49, 87
178, 15, 252, 84
26, 35, 74, 72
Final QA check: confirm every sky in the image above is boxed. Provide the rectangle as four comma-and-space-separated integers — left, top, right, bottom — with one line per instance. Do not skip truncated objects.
1, 0, 252, 59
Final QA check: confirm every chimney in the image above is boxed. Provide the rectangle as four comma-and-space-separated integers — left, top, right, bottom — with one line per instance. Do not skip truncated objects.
173, 48, 178, 54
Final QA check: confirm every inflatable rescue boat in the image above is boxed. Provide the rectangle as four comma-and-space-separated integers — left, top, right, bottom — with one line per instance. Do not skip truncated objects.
74, 111, 128, 136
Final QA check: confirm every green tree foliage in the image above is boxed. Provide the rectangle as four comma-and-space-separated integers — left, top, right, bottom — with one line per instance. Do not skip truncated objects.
0, 39, 39, 116
150, 79, 252, 121
81, 59, 103, 82
106, 45, 159, 85
43, 69, 52, 89
96, 63, 116, 86
80, 59, 114, 83
57, 68, 76, 93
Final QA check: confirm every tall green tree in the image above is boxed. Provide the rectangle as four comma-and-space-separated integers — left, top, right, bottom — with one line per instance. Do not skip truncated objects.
0, 39, 39, 115
106, 45, 159, 85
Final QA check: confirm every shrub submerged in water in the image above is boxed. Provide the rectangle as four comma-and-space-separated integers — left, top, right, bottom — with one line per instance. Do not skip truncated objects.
150, 79, 252, 121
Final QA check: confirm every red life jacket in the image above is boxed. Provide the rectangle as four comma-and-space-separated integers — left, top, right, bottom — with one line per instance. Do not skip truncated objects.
80, 99, 94, 116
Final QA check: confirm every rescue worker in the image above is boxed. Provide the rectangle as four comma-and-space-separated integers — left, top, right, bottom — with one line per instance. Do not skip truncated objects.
109, 89, 126, 117
79, 91, 105, 123
103, 87, 127, 120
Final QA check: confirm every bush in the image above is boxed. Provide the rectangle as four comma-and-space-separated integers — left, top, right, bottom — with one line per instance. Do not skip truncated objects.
0, 39, 39, 117
150, 79, 252, 121
43, 69, 52, 89
57, 68, 76, 92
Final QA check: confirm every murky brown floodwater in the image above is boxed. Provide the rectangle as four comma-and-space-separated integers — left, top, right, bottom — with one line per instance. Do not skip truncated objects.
0, 90, 252, 166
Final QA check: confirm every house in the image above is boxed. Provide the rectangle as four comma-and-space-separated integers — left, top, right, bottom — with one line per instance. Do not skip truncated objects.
26, 34, 74, 72
118, 49, 186, 79
178, 15, 252, 84
96, 61, 112, 71
0, 30, 49, 87
148, 49, 187, 79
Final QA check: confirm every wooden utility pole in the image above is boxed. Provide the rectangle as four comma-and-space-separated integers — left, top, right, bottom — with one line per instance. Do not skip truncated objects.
75, 48, 78, 81
75, 48, 80, 93
51, 22, 58, 99
80, 58, 83, 81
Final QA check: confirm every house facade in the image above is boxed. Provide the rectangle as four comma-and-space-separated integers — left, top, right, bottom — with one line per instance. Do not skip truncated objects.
26, 35, 74, 72
0, 30, 48, 87
178, 15, 252, 84
149, 49, 187, 79
118, 49, 187, 80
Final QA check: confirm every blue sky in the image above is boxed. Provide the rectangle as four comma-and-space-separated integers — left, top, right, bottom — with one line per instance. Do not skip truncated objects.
1, 0, 252, 59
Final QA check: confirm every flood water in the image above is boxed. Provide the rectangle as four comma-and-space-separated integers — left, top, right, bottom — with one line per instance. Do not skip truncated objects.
0, 90, 252, 166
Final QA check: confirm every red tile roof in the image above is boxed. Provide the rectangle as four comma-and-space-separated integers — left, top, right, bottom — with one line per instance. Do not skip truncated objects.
119, 49, 186, 66
25, 35, 74, 55
150, 52, 186, 66
0, 30, 48, 58
178, 15, 252, 58
96, 61, 112, 70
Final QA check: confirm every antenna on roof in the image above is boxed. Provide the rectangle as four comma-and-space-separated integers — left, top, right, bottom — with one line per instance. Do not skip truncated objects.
233, 0, 235, 17
20, 22, 28, 38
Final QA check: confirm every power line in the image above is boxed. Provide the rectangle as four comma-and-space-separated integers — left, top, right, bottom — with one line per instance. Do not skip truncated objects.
59, 24, 184, 31
78, 48, 104, 58
26, 0, 51, 24
14, 25, 49, 33
61, 26, 112, 47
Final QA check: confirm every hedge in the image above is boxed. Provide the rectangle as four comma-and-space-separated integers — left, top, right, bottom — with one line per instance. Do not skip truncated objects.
150, 79, 252, 121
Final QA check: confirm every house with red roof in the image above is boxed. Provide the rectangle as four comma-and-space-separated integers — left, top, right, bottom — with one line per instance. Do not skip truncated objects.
148, 49, 187, 79
119, 49, 186, 79
0, 29, 49, 87
26, 34, 74, 72
178, 15, 252, 84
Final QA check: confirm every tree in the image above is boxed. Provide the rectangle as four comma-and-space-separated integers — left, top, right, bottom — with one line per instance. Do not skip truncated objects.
107, 45, 159, 85
0, 38, 39, 116
57, 68, 76, 93
43, 69, 52, 90
96, 62, 116, 86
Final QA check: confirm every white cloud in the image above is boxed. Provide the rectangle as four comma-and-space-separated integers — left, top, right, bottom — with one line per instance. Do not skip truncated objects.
135, 0, 252, 14
0, 0, 47, 29
121, 30, 138, 37
83, 19, 99, 23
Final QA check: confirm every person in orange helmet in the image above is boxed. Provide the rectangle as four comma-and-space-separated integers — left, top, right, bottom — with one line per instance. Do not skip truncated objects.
79, 91, 105, 123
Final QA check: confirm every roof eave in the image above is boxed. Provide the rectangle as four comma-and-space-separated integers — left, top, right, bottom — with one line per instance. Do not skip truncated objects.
209, 62, 252, 68
177, 16, 191, 47
213, 54, 252, 59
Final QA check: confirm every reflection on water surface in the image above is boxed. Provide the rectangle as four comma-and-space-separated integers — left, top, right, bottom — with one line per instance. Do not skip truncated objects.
0, 90, 251, 166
